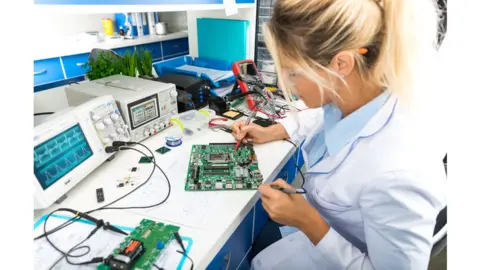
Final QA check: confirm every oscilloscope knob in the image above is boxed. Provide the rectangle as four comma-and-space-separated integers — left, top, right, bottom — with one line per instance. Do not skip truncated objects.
91, 114, 101, 121
169, 89, 178, 98
95, 123, 105, 130
110, 113, 120, 122
103, 118, 113, 125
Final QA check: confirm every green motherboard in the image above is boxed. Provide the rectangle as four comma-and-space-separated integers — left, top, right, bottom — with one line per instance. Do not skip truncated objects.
97, 219, 180, 270
185, 143, 264, 191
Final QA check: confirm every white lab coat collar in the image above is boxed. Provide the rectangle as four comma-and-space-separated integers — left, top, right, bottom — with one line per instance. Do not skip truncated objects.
304, 94, 398, 175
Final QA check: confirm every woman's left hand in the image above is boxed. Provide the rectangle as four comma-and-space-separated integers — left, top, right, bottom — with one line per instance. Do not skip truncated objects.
258, 179, 317, 228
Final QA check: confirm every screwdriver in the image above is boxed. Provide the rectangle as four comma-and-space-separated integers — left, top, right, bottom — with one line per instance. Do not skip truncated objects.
235, 110, 257, 150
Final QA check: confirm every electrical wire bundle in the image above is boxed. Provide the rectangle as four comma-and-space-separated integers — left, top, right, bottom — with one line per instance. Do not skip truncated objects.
34, 141, 195, 269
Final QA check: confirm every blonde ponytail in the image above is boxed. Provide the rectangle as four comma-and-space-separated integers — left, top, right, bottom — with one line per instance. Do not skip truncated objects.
264, 0, 440, 104
375, 0, 440, 101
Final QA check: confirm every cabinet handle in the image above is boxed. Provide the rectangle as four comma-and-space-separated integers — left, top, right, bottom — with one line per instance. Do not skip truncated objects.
76, 62, 86, 67
34, 69, 47, 75
223, 252, 231, 270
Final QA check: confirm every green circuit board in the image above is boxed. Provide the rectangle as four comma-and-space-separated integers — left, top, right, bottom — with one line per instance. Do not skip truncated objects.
185, 143, 264, 191
97, 219, 180, 270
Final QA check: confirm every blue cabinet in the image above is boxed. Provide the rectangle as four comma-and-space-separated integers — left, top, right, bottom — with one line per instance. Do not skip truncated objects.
112, 46, 136, 56
207, 209, 254, 270
136, 42, 163, 61
162, 38, 189, 59
34, 58, 65, 86
61, 53, 90, 78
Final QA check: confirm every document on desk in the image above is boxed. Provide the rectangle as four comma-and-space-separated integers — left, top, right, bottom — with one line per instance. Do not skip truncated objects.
118, 149, 221, 229
33, 215, 192, 270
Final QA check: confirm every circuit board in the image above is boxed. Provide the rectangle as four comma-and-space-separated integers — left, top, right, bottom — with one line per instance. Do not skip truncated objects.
97, 219, 180, 270
185, 143, 264, 191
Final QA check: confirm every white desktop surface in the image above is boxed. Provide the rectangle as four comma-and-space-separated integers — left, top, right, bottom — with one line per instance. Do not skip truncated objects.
34, 106, 301, 269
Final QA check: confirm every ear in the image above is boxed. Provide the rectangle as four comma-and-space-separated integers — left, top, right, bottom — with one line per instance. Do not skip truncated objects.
329, 51, 355, 77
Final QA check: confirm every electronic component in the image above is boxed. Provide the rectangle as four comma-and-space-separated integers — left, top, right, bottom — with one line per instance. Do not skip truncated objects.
33, 95, 130, 210
155, 146, 171, 154
222, 110, 243, 120
65, 75, 178, 143
139, 156, 154, 164
131, 167, 138, 172
96, 188, 105, 203
155, 73, 211, 110
99, 219, 180, 270
253, 118, 277, 127
185, 143, 264, 191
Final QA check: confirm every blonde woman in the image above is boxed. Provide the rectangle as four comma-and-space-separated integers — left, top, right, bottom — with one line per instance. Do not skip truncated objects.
231, 0, 447, 269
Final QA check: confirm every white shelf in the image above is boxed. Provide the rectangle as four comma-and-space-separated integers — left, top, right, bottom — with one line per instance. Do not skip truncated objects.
34, 31, 188, 60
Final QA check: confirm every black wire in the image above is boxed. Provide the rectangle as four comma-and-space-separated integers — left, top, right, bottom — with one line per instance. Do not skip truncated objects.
153, 264, 164, 270
283, 139, 306, 190
177, 250, 194, 270
43, 209, 100, 269
34, 142, 167, 240
35, 143, 171, 269
100, 147, 171, 210
34, 112, 55, 116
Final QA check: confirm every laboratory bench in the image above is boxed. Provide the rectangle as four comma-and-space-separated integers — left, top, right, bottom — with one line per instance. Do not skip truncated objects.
33, 108, 305, 270
34, 32, 190, 92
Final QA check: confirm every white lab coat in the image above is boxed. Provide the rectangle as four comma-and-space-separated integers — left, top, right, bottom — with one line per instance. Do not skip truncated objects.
252, 95, 447, 270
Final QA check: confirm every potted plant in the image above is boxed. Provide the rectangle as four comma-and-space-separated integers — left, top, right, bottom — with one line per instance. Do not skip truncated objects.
84, 51, 122, 80
137, 49, 153, 79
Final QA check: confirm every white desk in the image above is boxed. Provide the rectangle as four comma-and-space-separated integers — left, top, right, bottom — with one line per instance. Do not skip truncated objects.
34, 109, 300, 269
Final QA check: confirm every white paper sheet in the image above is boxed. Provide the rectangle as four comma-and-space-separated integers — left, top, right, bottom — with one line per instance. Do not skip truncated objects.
34, 216, 193, 270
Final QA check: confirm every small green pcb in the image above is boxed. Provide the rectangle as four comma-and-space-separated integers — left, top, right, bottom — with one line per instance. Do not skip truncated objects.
185, 143, 264, 191
155, 146, 171, 155
97, 219, 180, 270
139, 156, 154, 164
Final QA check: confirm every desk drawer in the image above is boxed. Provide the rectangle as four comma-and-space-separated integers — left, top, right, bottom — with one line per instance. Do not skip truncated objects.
34, 58, 65, 86
61, 53, 90, 78
136, 42, 163, 61
112, 46, 135, 56
162, 38, 189, 58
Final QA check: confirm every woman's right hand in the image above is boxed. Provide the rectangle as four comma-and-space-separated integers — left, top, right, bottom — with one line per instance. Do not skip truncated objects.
231, 122, 271, 144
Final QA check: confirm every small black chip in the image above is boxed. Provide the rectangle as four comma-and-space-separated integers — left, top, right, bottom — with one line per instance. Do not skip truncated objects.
96, 188, 104, 203
246, 182, 252, 189
131, 167, 137, 172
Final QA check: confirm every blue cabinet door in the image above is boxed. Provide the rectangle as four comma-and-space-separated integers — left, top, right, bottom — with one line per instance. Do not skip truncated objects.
136, 42, 163, 61
112, 46, 135, 56
61, 53, 90, 78
207, 209, 254, 270
162, 38, 189, 59
34, 58, 65, 86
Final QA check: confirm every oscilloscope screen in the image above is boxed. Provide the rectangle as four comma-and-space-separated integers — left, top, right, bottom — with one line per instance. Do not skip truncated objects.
34, 124, 93, 190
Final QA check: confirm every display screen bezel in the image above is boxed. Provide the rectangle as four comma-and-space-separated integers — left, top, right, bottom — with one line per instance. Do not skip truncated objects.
127, 94, 160, 130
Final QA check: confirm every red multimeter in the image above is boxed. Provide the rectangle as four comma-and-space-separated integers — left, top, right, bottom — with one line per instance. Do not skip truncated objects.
232, 60, 263, 110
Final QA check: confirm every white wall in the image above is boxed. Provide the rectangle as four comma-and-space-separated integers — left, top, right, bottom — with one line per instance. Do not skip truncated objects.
158, 11, 188, 32
186, 8, 257, 59
33, 13, 115, 42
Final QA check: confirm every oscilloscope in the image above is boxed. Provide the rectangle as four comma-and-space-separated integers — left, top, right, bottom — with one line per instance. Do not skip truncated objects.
33, 95, 130, 209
